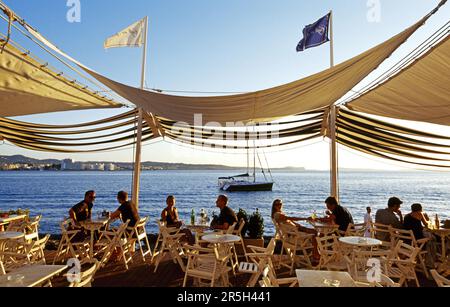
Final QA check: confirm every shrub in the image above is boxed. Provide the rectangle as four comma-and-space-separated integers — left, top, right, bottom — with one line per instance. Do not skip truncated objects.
247, 209, 264, 239
236, 208, 249, 237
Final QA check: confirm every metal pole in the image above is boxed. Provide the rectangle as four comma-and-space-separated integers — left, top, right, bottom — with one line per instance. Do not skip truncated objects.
132, 16, 148, 209
329, 11, 339, 199
329, 11, 334, 68
330, 106, 339, 199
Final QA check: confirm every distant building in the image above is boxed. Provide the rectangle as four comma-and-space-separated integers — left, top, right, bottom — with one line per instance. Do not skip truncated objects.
105, 163, 116, 171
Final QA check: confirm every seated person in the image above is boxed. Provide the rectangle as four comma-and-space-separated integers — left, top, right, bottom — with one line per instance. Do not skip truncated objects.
211, 195, 238, 231
271, 199, 313, 233
161, 195, 183, 228
404, 203, 430, 240
110, 191, 140, 228
318, 197, 354, 233
271, 199, 319, 261
375, 197, 404, 241
69, 190, 95, 226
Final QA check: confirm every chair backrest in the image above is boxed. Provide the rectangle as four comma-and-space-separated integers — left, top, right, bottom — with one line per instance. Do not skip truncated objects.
316, 234, 340, 253
225, 222, 238, 234
372, 223, 392, 242
392, 240, 420, 262
69, 260, 100, 287
430, 270, 450, 287
259, 265, 278, 287
345, 223, 368, 237
390, 228, 417, 247
233, 219, 246, 237
129, 216, 148, 236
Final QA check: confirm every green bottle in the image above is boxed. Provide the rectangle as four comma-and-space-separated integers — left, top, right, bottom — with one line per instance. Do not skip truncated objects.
191, 209, 195, 225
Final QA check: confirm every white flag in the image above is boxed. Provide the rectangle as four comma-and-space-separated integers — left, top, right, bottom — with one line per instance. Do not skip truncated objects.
104, 17, 146, 49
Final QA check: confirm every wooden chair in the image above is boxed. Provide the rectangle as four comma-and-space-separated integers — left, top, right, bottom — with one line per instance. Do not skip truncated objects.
430, 269, 450, 287
390, 227, 431, 279
153, 223, 186, 273
372, 223, 393, 249
344, 250, 400, 287
53, 219, 89, 264
127, 217, 152, 263
259, 265, 298, 287
279, 224, 315, 274
183, 245, 232, 287
22, 234, 50, 264
345, 223, 368, 237
68, 259, 100, 287
382, 240, 421, 287
231, 218, 249, 262
316, 234, 347, 271
239, 239, 277, 287
96, 221, 132, 270
271, 218, 286, 269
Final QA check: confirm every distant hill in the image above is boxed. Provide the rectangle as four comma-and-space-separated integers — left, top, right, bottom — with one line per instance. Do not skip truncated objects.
0, 155, 60, 165
0, 155, 306, 171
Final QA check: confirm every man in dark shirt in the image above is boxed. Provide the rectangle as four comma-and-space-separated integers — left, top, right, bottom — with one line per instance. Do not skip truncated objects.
69, 190, 95, 225
404, 203, 429, 240
110, 191, 140, 227
320, 196, 354, 232
212, 195, 238, 231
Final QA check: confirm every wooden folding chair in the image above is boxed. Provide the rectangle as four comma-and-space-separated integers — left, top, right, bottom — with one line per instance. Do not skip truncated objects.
239, 239, 277, 287
279, 224, 315, 274
382, 240, 421, 287
53, 219, 89, 264
68, 259, 100, 287
390, 227, 431, 279
259, 265, 298, 287
345, 223, 368, 237
153, 223, 186, 273
372, 223, 393, 249
96, 221, 132, 270
316, 234, 347, 271
127, 217, 152, 263
231, 219, 249, 262
430, 269, 450, 287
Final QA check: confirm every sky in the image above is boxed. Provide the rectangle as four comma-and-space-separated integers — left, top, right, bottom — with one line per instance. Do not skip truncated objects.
0, 0, 449, 170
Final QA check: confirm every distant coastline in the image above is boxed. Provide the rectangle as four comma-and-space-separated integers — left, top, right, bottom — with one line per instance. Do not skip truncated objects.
1, 155, 308, 172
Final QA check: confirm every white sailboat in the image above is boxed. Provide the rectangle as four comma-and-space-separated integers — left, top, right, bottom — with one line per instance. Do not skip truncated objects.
218, 148, 274, 192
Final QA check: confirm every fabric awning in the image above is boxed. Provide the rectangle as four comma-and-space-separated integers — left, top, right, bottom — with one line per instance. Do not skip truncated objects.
347, 36, 450, 126
79, 16, 427, 125
0, 41, 122, 117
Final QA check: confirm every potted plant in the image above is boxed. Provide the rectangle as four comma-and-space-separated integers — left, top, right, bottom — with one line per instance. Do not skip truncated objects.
243, 209, 265, 252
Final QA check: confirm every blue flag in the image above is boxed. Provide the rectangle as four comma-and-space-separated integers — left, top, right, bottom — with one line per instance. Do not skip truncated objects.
296, 13, 331, 52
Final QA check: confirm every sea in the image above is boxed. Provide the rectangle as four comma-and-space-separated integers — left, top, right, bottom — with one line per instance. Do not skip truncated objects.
0, 170, 449, 235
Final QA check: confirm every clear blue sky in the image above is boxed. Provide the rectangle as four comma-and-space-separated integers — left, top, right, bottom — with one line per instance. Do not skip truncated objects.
1, 0, 449, 170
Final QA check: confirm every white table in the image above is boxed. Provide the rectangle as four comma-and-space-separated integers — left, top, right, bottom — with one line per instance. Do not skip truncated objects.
0, 265, 68, 287
79, 218, 109, 259
339, 236, 382, 248
296, 269, 357, 287
202, 234, 241, 244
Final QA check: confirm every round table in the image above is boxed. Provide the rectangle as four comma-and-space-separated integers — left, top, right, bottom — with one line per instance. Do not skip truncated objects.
202, 234, 241, 244
339, 236, 382, 248
79, 219, 109, 259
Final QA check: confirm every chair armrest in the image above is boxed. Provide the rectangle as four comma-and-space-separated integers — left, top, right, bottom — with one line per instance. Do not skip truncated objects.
247, 245, 266, 252
277, 277, 299, 285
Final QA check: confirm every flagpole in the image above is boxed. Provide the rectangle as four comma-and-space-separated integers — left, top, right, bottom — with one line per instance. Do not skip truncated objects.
132, 16, 148, 210
328, 10, 339, 200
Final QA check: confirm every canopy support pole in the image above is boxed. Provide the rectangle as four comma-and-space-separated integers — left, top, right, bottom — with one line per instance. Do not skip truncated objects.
330, 105, 339, 200
329, 11, 339, 199
132, 16, 148, 210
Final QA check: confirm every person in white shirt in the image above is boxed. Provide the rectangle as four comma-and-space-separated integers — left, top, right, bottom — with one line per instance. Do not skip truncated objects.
364, 207, 373, 237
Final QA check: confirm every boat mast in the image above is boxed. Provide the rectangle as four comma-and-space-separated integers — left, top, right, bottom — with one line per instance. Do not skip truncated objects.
253, 124, 256, 183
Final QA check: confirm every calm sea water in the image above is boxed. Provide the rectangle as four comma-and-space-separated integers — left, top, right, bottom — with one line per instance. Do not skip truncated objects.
0, 171, 449, 235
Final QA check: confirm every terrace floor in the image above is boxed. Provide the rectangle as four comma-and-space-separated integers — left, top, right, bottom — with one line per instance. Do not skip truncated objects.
44, 240, 438, 288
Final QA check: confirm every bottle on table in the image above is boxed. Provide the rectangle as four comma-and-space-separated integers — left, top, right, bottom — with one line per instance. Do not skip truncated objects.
435, 214, 440, 230
312, 210, 318, 221
191, 209, 196, 226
